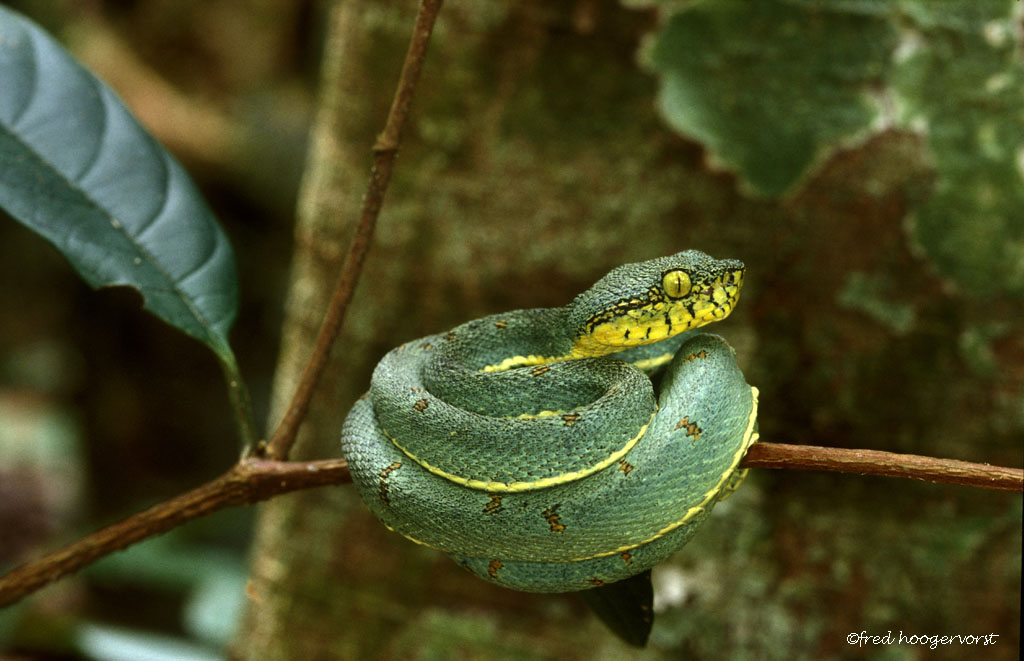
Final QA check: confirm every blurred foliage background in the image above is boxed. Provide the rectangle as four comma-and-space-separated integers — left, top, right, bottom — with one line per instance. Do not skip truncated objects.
1, 0, 1021, 659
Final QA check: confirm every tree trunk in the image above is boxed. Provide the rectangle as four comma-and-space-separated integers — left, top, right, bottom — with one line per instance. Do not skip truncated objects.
231, 1, 404, 658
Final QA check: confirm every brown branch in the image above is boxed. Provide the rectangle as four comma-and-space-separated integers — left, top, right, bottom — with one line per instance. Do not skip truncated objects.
2, 441, 1018, 609
260, 0, 445, 462
0, 459, 350, 609
742, 442, 1023, 492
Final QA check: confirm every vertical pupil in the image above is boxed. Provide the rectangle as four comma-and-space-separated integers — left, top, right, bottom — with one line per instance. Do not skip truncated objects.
664, 271, 688, 297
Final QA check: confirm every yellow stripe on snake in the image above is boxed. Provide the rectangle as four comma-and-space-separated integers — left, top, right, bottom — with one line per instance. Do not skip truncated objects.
341, 251, 758, 592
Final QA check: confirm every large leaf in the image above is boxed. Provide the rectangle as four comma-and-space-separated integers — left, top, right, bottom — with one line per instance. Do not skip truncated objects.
0, 7, 239, 363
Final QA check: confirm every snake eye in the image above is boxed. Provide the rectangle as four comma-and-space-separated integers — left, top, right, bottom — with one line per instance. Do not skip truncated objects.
662, 269, 691, 298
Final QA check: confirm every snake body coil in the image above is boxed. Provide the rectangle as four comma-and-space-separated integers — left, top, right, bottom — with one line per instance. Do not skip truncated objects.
341, 251, 758, 593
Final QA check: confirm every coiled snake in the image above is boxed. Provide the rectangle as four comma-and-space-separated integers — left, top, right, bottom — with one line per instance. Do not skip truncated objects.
341, 251, 758, 593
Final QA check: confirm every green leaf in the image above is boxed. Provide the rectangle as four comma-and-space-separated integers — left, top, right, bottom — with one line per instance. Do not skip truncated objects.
0, 7, 239, 363
644, 0, 896, 196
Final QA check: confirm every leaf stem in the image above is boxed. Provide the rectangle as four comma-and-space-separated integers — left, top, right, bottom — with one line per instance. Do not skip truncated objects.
220, 355, 259, 451
259, 0, 445, 462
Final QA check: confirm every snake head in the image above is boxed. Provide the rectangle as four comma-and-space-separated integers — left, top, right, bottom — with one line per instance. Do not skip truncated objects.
568, 250, 745, 357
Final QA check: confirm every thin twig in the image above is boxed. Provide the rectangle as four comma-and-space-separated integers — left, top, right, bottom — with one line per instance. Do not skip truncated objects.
0, 458, 350, 609
742, 442, 1023, 491
260, 0, 445, 462
2, 442, 1018, 608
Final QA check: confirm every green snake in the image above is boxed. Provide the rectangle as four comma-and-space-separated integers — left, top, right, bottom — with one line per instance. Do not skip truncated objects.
341, 251, 758, 593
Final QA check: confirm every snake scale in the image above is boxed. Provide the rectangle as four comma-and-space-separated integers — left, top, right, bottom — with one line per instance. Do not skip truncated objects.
341, 250, 759, 593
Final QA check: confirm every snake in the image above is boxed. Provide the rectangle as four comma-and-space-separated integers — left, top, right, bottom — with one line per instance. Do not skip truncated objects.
341, 250, 758, 593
